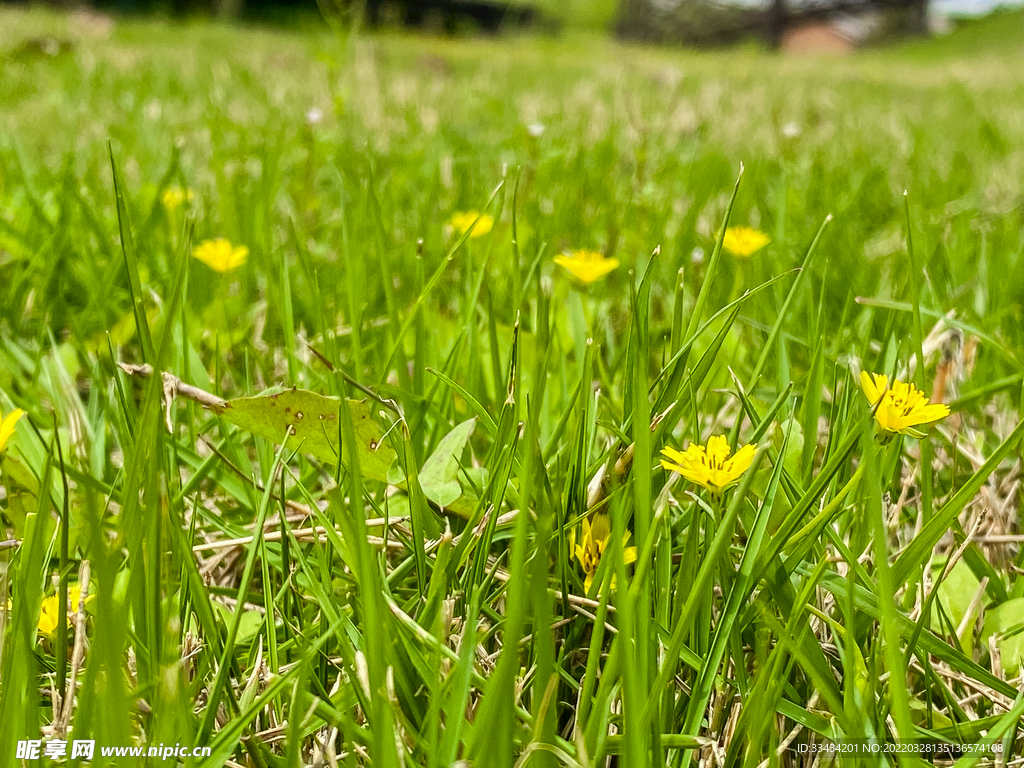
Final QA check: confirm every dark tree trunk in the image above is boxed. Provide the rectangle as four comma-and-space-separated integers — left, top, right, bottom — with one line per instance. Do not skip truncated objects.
214, 0, 242, 17
768, 0, 787, 48
617, 0, 648, 39
907, 0, 929, 34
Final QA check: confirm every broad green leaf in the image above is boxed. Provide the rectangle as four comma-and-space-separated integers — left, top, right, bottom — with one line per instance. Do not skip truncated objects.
982, 598, 1024, 676
774, 416, 805, 478
443, 466, 490, 519
910, 699, 952, 728
211, 389, 396, 483
933, 558, 982, 654
419, 418, 476, 507
213, 602, 265, 645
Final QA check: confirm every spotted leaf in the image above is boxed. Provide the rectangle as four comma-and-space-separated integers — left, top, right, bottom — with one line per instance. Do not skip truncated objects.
211, 389, 396, 483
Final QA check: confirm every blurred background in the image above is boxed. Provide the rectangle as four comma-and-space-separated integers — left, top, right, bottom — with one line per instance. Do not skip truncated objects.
2, 0, 1024, 759
2, 0, 1022, 45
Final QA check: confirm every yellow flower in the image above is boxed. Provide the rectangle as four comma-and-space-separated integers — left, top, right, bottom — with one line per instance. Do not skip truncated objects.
660, 435, 757, 493
447, 211, 494, 238
553, 249, 619, 285
161, 187, 194, 212
0, 408, 25, 453
37, 585, 83, 636
193, 238, 249, 273
570, 515, 637, 594
860, 371, 950, 438
722, 226, 770, 258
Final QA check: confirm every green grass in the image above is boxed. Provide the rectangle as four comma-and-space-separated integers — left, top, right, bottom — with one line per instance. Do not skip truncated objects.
2, 5, 1024, 765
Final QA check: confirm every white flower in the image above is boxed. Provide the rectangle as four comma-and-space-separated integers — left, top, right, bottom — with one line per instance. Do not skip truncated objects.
781, 122, 802, 138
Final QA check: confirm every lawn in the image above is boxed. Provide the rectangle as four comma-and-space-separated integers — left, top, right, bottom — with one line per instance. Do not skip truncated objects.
2, 5, 1024, 765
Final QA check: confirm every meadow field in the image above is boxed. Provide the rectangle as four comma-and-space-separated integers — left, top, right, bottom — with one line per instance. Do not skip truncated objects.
2, 5, 1024, 765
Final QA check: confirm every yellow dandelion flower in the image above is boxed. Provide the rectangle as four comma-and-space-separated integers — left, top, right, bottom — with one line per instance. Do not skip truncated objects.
860, 371, 950, 438
37, 584, 84, 636
660, 435, 757, 494
447, 211, 494, 238
569, 515, 638, 594
161, 187, 194, 212
553, 249, 619, 285
0, 407, 25, 453
722, 226, 770, 258
193, 238, 249, 273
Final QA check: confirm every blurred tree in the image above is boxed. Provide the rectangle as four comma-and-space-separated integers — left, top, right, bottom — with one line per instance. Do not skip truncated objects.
353, 0, 538, 31
907, 0, 929, 31
215, 0, 243, 16
616, 0, 932, 46
769, 0, 786, 46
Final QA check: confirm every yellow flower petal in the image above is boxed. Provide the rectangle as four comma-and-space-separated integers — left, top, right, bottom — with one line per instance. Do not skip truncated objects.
589, 515, 611, 547
622, 546, 638, 566
705, 435, 731, 466
571, 514, 636, 596
0, 408, 26, 453
659, 458, 686, 475
908, 403, 952, 425
722, 226, 770, 258
724, 443, 757, 478
659, 446, 687, 465
447, 211, 493, 238
861, 371, 949, 436
161, 187, 194, 212
554, 250, 619, 285
35, 585, 88, 636
69, 585, 82, 613
37, 596, 59, 636
660, 436, 757, 492
860, 370, 887, 405
193, 238, 249, 273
